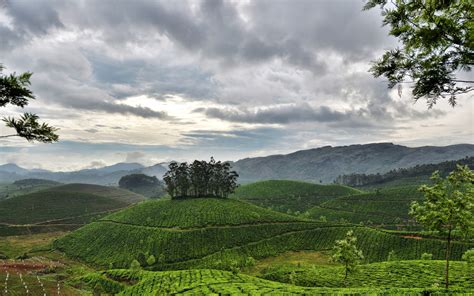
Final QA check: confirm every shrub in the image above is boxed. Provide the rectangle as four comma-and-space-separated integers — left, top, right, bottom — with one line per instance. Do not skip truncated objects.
421, 253, 433, 260
130, 259, 141, 270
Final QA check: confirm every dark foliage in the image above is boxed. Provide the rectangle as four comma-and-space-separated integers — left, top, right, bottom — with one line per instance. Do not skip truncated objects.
365, 0, 473, 107
335, 156, 474, 187
119, 174, 161, 189
163, 157, 238, 199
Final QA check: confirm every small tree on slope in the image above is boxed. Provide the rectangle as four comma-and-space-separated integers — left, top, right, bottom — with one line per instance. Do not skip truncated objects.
331, 230, 364, 286
410, 164, 474, 290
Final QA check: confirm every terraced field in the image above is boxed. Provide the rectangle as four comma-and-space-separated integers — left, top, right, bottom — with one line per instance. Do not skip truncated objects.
304, 185, 423, 225
262, 260, 474, 289
54, 198, 472, 271
0, 184, 145, 236
78, 269, 472, 295
231, 180, 361, 213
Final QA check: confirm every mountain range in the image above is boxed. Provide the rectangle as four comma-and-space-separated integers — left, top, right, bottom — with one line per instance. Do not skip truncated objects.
1, 142, 473, 185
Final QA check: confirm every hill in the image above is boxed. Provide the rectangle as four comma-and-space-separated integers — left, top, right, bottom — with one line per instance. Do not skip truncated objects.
0, 184, 145, 236
231, 180, 361, 213
0, 179, 60, 200
303, 185, 423, 226
78, 268, 473, 295
118, 174, 166, 198
0, 162, 168, 185
54, 198, 471, 271
231, 143, 474, 183
334, 156, 474, 188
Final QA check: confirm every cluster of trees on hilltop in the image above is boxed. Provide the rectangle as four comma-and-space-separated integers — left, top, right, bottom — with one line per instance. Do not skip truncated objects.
163, 157, 238, 199
334, 157, 474, 187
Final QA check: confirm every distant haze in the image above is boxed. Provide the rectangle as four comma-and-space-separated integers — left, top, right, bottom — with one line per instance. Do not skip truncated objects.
1, 143, 473, 185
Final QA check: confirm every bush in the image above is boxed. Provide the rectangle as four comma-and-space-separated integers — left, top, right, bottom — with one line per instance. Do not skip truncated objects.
421, 253, 433, 260
130, 259, 141, 270
146, 255, 156, 266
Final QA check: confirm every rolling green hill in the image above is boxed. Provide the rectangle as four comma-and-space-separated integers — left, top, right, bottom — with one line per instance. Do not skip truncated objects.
231, 180, 361, 214
80, 268, 472, 295
0, 179, 60, 200
0, 184, 145, 236
54, 198, 471, 271
304, 186, 423, 226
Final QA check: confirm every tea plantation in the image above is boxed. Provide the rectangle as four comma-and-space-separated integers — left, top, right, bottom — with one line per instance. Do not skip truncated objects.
304, 185, 423, 225
78, 268, 472, 295
231, 180, 361, 213
54, 198, 472, 271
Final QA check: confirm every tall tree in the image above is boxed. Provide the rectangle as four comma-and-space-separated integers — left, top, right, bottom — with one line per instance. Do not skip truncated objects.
410, 164, 474, 289
364, 0, 473, 107
0, 64, 58, 142
331, 230, 364, 286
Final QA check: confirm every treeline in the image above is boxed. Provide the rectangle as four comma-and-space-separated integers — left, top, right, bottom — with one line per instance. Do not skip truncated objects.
163, 157, 238, 199
334, 156, 474, 187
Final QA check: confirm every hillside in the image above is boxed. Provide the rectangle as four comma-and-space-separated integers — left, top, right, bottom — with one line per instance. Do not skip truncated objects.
0, 179, 60, 200
0, 184, 145, 235
335, 156, 474, 188
78, 268, 472, 295
304, 185, 423, 226
54, 198, 471, 271
232, 143, 474, 183
262, 260, 473, 289
231, 180, 361, 213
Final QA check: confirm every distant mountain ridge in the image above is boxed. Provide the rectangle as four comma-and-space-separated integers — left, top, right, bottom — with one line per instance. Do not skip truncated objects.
0, 162, 167, 185
231, 143, 474, 183
1, 142, 473, 185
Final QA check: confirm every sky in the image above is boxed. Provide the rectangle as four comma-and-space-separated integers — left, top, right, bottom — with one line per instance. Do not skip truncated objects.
0, 0, 473, 171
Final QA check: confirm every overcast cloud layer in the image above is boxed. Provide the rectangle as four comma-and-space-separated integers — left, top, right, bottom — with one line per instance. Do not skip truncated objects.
0, 0, 472, 170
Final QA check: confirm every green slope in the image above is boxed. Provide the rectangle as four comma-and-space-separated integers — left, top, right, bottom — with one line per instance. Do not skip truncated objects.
54, 198, 471, 270
262, 260, 473, 289
231, 180, 361, 213
103, 198, 301, 228
304, 185, 423, 225
0, 179, 60, 200
80, 268, 472, 295
0, 184, 145, 236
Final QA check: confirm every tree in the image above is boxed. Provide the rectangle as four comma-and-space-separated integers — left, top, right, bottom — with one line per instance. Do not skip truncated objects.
364, 0, 473, 107
1, 64, 58, 142
163, 158, 239, 199
410, 164, 474, 289
331, 230, 364, 285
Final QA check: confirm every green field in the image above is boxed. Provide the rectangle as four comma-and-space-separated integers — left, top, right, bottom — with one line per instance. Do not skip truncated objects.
231, 180, 361, 214
54, 197, 472, 271
0, 184, 145, 236
262, 260, 473, 289
77, 268, 472, 295
304, 185, 423, 225
0, 179, 60, 200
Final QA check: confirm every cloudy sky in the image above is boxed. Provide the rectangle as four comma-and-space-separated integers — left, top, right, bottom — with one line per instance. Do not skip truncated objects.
0, 0, 472, 171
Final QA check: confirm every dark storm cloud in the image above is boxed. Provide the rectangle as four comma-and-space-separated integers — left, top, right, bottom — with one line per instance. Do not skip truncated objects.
200, 104, 348, 124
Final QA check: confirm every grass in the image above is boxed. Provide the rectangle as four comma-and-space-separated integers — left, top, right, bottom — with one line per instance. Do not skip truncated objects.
261, 260, 474, 289
231, 180, 361, 214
